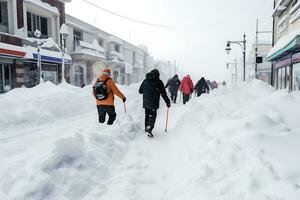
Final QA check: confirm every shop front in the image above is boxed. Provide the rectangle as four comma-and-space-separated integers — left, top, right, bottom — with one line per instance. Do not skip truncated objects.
0, 44, 26, 93
267, 34, 300, 91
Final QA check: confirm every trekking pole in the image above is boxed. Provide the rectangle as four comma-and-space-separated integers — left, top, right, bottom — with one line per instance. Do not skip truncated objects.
165, 107, 169, 133
124, 102, 127, 115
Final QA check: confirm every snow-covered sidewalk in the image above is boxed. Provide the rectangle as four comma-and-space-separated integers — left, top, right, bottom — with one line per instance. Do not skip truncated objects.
1, 80, 300, 199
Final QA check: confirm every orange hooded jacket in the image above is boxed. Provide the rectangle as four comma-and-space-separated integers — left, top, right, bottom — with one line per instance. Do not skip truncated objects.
93, 68, 125, 106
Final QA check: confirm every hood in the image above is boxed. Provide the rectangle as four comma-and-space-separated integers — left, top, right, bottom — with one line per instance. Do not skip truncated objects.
146, 69, 160, 80
172, 74, 179, 80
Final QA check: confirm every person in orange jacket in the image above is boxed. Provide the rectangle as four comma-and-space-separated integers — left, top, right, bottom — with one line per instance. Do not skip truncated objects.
93, 68, 126, 125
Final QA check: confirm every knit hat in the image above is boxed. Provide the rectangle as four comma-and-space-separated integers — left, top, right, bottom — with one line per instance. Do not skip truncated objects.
102, 68, 111, 76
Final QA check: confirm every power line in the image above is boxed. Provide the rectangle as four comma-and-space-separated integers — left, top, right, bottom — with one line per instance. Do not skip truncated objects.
81, 0, 208, 29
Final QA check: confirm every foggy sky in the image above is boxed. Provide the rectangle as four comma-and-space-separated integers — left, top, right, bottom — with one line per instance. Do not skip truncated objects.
66, 0, 273, 82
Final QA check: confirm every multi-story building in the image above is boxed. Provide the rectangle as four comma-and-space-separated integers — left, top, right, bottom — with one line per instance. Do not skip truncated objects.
267, 0, 300, 90
65, 14, 150, 86
248, 42, 272, 83
0, 0, 71, 93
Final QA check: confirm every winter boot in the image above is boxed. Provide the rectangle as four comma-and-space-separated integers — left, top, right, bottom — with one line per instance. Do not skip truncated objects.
145, 125, 153, 137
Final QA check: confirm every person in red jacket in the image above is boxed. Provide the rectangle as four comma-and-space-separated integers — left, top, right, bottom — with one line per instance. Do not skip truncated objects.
179, 75, 194, 104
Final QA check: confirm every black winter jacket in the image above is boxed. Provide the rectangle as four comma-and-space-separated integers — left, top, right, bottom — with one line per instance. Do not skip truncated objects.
195, 77, 210, 95
139, 69, 170, 110
165, 75, 181, 94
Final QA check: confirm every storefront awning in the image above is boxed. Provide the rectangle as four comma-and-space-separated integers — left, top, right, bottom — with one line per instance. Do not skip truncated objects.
24, 46, 72, 65
0, 43, 26, 59
266, 29, 300, 62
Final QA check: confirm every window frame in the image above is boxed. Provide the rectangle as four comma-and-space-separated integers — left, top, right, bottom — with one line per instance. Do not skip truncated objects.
27, 12, 48, 38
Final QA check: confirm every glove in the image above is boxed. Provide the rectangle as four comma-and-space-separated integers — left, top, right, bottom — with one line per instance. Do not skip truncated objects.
123, 97, 126, 103
166, 102, 171, 108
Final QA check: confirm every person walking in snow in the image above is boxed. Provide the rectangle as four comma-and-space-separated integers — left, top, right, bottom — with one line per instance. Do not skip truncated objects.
179, 75, 194, 104
139, 69, 171, 137
195, 77, 210, 97
93, 68, 126, 125
165, 74, 181, 103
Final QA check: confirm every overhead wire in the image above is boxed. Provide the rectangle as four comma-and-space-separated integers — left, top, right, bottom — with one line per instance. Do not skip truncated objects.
81, 0, 209, 30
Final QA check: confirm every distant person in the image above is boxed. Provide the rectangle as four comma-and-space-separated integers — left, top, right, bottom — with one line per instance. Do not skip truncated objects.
179, 75, 194, 104
165, 74, 181, 103
139, 69, 171, 137
222, 81, 226, 88
93, 68, 126, 125
211, 81, 218, 90
195, 77, 210, 97
206, 80, 212, 90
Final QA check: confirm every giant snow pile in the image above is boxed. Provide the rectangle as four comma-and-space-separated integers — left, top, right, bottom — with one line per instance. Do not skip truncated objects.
0, 80, 300, 200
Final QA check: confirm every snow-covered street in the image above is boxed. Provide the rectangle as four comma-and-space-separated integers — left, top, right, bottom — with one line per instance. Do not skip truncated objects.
1, 80, 300, 200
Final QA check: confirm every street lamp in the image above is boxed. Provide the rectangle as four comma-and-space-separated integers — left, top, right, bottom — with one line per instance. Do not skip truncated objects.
34, 29, 44, 84
60, 23, 69, 83
225, 34, 246, 81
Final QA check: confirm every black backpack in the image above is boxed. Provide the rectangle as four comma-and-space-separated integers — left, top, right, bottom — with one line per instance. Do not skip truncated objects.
93, 78, 110, 100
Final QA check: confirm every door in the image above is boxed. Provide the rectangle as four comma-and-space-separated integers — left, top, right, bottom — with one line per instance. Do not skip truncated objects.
0, 64, 12, 93
75, 66, 84, 87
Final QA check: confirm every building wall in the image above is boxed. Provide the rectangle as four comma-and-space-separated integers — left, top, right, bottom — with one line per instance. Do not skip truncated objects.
273, 0, 300, 43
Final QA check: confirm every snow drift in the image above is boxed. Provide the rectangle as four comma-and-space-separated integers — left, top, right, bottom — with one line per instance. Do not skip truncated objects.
1, 80, 300, 200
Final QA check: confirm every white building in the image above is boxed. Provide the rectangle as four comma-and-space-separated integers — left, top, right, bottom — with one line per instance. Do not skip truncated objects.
0, 0, 71, 93
65, 14, 150, 86
247, 41, 272, 83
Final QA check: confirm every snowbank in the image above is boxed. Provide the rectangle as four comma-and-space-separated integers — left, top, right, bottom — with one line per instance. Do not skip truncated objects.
0, 82, 93, 128
1, 79, 300, 199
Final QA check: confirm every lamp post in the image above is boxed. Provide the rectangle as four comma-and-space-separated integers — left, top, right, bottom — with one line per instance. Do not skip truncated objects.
34, 29, 43, 84
60, 23, 69, 83
225, 34, 247, 81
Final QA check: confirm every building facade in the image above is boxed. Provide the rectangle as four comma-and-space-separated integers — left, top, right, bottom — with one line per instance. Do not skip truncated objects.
65, 14, 150, 86
248, 42, 272, 83
0, 0, 72, 93
267, 0, 300, 91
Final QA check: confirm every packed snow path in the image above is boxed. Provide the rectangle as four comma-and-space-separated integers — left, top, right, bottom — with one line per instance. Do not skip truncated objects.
1, 81, 300, 200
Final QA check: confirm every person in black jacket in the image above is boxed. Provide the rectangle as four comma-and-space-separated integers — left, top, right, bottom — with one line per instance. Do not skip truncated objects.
139, 69, 171, 137
195, 77, 210, 97
165, 74, 181, 103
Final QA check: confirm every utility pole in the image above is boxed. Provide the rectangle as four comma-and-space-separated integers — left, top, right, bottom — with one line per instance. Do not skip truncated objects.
255, 19, 259, 79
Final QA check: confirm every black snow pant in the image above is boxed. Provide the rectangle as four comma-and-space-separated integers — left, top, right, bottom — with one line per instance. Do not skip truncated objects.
170, 92, 178, 103
97, 105, 116, 125
183, 94, 190, 104
145, 109, 157, 132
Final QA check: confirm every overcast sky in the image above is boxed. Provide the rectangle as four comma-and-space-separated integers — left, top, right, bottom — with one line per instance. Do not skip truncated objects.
66, 0, 274, 82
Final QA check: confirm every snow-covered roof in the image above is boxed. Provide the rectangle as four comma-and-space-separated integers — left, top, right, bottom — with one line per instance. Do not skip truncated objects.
24, 0, 59, 14
267, 28, 300, 59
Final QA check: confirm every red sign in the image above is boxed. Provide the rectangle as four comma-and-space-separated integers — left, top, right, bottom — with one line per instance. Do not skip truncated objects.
0, 48, 26, 58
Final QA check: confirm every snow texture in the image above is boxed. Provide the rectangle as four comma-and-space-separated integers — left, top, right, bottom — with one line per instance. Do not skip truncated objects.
1, 80, 300, 199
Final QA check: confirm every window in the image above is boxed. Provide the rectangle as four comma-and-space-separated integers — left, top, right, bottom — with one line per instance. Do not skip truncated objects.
0, 1, 8, 33
292, 0, 298, 7
293, 63, 300, 90
98, 39, 104, 47
73, 30, 82, 50
278, 16, 287, 34
114, 44, 120, 53
27, 12, 48, 38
